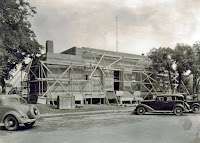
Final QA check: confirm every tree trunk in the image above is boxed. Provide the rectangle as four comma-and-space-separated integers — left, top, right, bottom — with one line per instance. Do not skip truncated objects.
197, 79, 200, 97
168, 71, 174, 92
193, 76, 197, 95
0, 76, 6, 94
178, 72, 182, 93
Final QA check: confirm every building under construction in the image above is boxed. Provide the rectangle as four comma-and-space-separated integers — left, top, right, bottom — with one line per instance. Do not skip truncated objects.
28, 41, 168, 105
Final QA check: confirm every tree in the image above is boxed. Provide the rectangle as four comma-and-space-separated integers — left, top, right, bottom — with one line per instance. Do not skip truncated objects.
0, 0, 43, 93
147, 47, 174, 91
172, 43, 194, 92
191, 41, 200, 95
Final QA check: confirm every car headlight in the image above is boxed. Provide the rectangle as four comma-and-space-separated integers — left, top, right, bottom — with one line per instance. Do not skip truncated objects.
21, 115, 27, 119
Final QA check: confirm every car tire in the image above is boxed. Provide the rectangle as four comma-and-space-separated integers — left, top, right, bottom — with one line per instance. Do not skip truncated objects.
4, 115, 19, 131
136, 107, 146, 115
192, 105, 200, 114
24, 121, 35, 128
29, 105, 40, 119
174, 107, 183, 115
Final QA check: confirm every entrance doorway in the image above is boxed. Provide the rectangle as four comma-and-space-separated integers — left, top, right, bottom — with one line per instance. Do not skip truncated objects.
114, 71, 123, 91
114, 82, 119, 91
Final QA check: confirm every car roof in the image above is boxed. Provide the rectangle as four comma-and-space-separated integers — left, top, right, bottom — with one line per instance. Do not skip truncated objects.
157, 94, 184, 98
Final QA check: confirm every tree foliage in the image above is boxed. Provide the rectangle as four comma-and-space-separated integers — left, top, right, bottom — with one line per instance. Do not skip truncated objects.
191, 41, 200, 95
172, 43, 194, 92
148, 43, 197, 94
0, 0, 42, 92
147, 47, 174, 91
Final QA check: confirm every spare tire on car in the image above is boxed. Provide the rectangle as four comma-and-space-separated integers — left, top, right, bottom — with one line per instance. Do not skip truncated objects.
29, 105, 40, 119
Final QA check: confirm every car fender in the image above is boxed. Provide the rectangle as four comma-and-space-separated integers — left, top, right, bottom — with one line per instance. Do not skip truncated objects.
137, 104, 155, 112
184, 101, 191, 110
173, 104, 188, 112
191, 103, 200, 108
2, 111, 23, 124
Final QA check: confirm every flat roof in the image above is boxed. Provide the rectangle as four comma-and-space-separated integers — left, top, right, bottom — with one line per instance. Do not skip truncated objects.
61, 47, 148, 59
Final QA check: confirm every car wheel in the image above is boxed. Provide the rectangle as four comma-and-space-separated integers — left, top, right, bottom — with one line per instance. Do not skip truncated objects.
24, 121, 35, 128
192, 105, 200, 114
136, 107, 145, 115
4, 115, 19, 131
29, 105, 40, 119
174, 107, 183, 115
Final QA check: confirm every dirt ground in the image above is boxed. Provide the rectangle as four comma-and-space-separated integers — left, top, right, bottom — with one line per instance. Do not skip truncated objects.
1, 107, 200, 143
0, 103, 200, 143
35, 104, 132, 114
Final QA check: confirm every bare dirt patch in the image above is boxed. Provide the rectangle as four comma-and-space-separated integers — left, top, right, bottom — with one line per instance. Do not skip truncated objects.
35, 104, 130, 114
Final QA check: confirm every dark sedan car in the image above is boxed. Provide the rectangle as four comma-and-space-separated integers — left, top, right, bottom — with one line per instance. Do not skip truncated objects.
135, 94, 190, 115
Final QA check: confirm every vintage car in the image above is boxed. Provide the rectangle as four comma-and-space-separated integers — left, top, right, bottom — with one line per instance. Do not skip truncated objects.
186, 100, 200, 113
135, 94, 190, 115
180, 93, 200, 113
0, 94, 40, 131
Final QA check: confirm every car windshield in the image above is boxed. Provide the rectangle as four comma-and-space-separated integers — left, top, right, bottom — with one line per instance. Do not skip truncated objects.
19, 98, 27, 104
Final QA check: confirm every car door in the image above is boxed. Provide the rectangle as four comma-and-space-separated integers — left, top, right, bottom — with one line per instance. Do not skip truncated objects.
165, 96, 185, 111
146, 97, 165, 110
143, 100, 157, 110
162, 96, 174, 110
153, 96, 167, 110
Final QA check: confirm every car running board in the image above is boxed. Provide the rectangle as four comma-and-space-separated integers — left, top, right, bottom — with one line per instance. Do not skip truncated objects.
149, 110, 173, 113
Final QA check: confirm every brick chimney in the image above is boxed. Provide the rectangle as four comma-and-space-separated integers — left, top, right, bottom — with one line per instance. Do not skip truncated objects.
46, 40, 54, 53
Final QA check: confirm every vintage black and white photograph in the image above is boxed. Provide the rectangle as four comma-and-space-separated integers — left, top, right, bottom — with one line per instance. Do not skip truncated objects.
0, 0, 200, 143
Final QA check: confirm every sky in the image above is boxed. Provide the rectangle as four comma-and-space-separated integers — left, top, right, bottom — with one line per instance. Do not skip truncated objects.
28, 0, 200, 55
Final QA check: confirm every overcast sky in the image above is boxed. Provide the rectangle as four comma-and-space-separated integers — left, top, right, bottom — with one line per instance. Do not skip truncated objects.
28, 0, 200, 55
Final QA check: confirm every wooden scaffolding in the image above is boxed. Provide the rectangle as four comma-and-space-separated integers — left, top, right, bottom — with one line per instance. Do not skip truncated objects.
25, 47, 190, 104
27, 48, 153, 104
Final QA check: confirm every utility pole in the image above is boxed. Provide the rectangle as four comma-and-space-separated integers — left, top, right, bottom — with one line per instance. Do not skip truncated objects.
116, 16, 118, 52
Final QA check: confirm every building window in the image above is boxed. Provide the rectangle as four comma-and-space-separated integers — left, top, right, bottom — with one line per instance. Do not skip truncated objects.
114, 71, 120, 80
